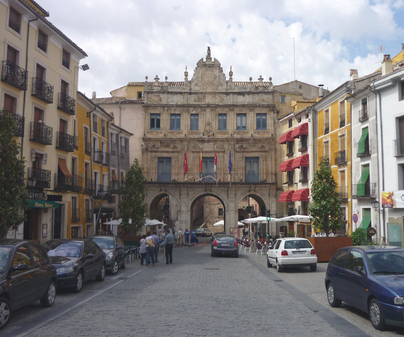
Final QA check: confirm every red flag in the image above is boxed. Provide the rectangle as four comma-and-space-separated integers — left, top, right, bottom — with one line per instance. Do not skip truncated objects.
199, 150, 202, 173
184, 151, 188, 175
214, 150, 217, 173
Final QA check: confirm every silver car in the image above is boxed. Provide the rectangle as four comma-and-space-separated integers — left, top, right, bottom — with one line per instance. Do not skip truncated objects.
267, 237, 317, 272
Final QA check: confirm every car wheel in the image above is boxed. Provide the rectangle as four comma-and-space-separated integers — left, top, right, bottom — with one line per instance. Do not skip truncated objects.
0, 298, 11, 329
369, 298, 385, 330
40, 280, 56, 307
111, 260, 119, 274
276, 260, 283, 272
96, 264, 106, 281
72, 271, 83, 293
267, 257, 272, 268
310, 264, 317, 272
326, 282, 342, 307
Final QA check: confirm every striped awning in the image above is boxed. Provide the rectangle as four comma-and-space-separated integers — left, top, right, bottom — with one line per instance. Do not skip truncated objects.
292, 188, 310, 201
279, 130, 293, 144
291, 123, 308, 138
279, 159, 294, 172
58, 158, 73, 178
292, 154, 309, 169
279, 190, 295, 202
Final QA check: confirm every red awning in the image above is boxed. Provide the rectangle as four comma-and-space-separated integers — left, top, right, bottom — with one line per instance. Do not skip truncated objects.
279, 130, 293, 144
292, 154, 309, 169
279, 159, 294, 172
291, 122, 308, 138
292, 188, 310, 201
279, 190, 295, 202
58, 158, 73, 178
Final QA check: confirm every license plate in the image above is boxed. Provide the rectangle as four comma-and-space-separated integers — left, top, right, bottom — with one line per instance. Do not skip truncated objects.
221, 244, 230, 247
293, 251, 305, 255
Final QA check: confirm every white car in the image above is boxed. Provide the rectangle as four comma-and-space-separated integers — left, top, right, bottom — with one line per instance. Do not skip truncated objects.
267, 237, 317, 272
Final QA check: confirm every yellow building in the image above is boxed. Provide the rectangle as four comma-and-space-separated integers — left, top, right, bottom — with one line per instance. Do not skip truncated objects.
1, 0, 87, 241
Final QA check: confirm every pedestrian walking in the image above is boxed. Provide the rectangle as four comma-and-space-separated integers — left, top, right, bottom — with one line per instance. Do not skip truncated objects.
152, 231, 159, 262
163, 229, 175, 264
145, 231, 155, 266
139, 235, 147, 265
184, 229, 190, 244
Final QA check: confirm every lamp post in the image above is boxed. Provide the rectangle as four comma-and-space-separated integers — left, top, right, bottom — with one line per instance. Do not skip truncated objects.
371, 199, 385, 246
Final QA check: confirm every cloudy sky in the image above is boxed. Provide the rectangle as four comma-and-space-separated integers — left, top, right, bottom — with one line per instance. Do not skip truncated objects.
38, 0, 404, 98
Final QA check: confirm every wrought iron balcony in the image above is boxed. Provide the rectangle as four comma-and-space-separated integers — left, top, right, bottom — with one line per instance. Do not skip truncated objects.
339, 115, 345, 127
110, 180, 120, 193
93, 150, 109, 165
71, 208, 80, 223
299, 172, 308, 183
84, 141, 91, 155
359, 109, 368, 122
393, 139, 404, 157
84, 178, 95, 194
338, 186, 348, 200
324, 122, 329, 134
120, 145, 127, 157
352, 183, 376, 199
32, 77, 53, 103
74, 135, 78, 150
94, 186, 112, 201
335, 150, 347, 165
27, 167, 51, 189
1, 60, 27, 90
298, 142, 307, 152
54, 173, 73, 191
30, 122, 53, 145
85, 208, 93, 222
72, 174, 83, 191
58, 93, 76, 115
56, 132, 74, 152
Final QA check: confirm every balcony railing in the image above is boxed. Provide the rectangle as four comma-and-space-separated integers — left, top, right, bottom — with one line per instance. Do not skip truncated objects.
32, 77, 53, 103
120, 146, 127, 157
71, 208, 80, 223
339, 115, 345, 127
27, 167, 51, 189
74, 135, 78, 150
93, 150, 109, 165
84, 178, 95, 194
72, 174, 83, 191
110, 142, 116, 154
30, 122, 53, 145
58, 93, 76, 115
299, 172, 308, 183
54, 173, 73, 191
1, 60, 27, 90
338, 186, 348, 200
352, 183, 376, 199
94, 186, 112, 200
298, 142, 307, 152
393, 139, 404, 157
359, 109, 368, 122
334, 150, 347, 165
324, 122, 329, 134
5, 111, 24, 137
84, 141, 91, 155
110, 180, 120, 193
56, 132, 74, 152
85, 208, 93, 222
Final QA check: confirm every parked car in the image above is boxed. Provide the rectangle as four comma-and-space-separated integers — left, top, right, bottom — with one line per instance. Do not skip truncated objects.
0, 239, 57, 329
91, 235, 126, 274
211, 234, 239, 257
267, 237, 317, 272
196, 228, 212, 237
43, 239, 105, 293
325, 245, 404, 330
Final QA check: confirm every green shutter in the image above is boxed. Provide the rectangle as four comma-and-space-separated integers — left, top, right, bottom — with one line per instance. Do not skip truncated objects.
362, 98, 367, 104
357, 165, 370, 197
358, 127, 369, 154
359, 209, 371, 230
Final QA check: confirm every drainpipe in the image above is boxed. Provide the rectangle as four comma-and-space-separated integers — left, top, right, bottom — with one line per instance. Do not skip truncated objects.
369, 84, 386, 245
87, 106, 96, 234
21, 15, 39, 160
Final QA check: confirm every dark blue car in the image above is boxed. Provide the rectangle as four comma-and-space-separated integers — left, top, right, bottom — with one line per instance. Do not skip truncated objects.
325, 245, 404, 330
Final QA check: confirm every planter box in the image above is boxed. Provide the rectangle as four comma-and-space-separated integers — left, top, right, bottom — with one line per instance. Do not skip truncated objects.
307, 236, 353, 262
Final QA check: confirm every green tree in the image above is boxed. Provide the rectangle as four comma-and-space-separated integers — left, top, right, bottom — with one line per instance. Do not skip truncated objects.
119, 159, 148, 235
308, 158, 342, 237
0, 110, 27, 237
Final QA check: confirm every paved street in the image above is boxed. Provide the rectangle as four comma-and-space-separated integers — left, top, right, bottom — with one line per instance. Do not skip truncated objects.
3, 238, 404, 337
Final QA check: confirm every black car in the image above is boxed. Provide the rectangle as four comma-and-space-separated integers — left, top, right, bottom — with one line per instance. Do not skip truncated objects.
0, 239, 57, 329
43, 239, 106, 293
91, 235, 126, 274
211, 234, 239, 257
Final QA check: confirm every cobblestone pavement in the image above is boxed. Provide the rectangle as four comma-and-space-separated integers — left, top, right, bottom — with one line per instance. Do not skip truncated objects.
11, 241, 378, 337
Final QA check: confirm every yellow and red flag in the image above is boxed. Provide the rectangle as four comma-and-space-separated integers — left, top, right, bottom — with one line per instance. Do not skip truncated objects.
214, 150, 217, 173
184, 151, 188, 175
199, 150, 202, 173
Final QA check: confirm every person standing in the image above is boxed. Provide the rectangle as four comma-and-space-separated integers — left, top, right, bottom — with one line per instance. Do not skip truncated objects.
139, 235, 147, 265
152, 231, 159, 262
163, 229, 175, 264
184, 229, 190, 244
177, 228, 183, 246
145, 231, 155, 266
190, 229, 196, 244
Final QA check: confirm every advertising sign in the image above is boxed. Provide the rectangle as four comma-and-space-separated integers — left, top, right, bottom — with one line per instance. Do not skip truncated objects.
382, 190, 404, 208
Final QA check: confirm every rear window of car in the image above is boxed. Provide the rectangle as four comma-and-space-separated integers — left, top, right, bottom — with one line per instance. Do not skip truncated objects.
92, 237, 115, 249
329, 249, 348, 268
284, 240, 312, 249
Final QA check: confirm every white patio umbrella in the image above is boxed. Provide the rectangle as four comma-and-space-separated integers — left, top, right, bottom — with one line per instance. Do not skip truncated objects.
273, 215, 312, 222
242, 216, 267, 223
213, 220, 224, 227
103, 219, 122, 226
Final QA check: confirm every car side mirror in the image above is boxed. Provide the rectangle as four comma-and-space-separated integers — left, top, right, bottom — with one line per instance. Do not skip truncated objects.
354, 265, 365, 275
116, 245, 123, 249
13, 263, 28, 271
85, 254, 94, 259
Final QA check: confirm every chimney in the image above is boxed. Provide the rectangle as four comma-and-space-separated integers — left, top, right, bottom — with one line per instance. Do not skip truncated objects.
92, 91, 96, 99
350, 69, 358, 80
318, 84, 324, 98
382, 54, 393, 76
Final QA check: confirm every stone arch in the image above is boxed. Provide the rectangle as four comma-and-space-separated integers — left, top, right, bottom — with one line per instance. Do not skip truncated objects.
146, 189, 181, 226
235, 191, 269, 215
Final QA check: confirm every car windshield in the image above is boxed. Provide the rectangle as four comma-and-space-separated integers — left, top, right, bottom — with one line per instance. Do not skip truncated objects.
367, 251, 404, 274
0, 247, 12, 271
284, 240, 312, 249
46, 242, 82, 258
92, 237, 115, 249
